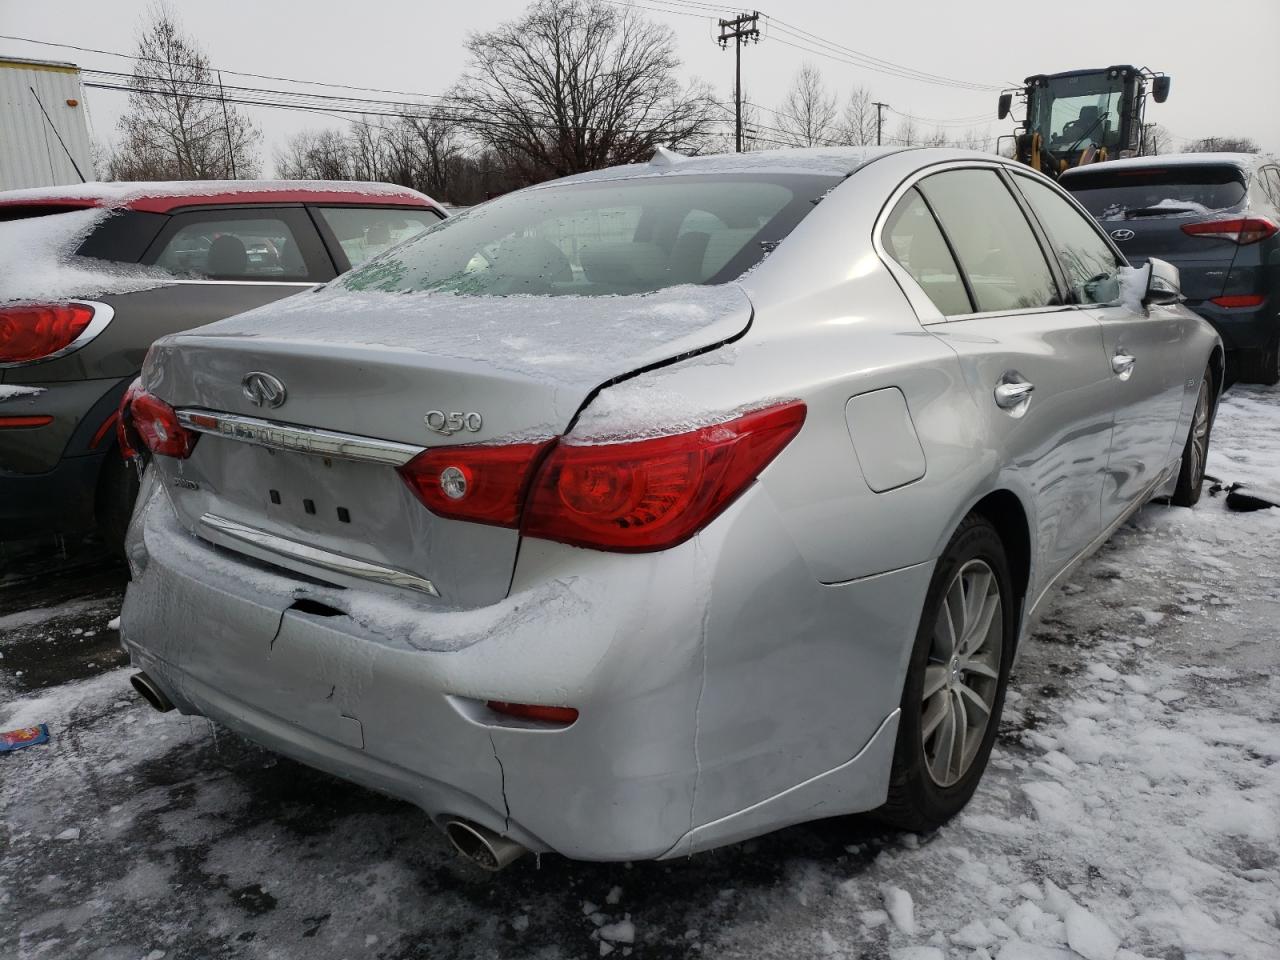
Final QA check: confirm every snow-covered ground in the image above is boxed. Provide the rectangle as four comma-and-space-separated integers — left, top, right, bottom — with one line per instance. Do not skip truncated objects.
1, 386, 1277, 960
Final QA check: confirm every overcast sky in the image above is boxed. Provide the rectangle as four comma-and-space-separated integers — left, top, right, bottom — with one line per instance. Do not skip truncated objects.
3, 0, 1278, 173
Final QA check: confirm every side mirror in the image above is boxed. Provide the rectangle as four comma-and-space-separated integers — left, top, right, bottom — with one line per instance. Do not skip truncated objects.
1144, 257, 1183, 306
997, 93, 1013, 120
1152, 76, 1171, 103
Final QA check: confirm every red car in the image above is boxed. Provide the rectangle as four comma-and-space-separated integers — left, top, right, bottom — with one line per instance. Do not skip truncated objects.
0, 180, 443, 545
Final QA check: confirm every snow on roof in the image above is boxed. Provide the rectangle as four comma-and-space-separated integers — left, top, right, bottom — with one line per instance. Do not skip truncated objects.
1061, 153, 1260, 177
0, 179, 438, 213
546, 146, 905, 187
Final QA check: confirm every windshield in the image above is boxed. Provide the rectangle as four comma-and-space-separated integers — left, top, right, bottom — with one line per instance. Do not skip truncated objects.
1029, 73, 1127, 157
1063, 166, 1247, 221
339, 173, 837, 297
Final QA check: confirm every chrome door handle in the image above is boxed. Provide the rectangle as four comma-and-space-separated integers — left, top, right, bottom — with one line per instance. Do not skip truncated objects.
994, 380, 1035, 409
1112, 353, 1137, 378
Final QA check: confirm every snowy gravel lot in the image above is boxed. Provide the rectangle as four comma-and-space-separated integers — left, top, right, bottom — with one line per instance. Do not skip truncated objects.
2, 386, 1277, 960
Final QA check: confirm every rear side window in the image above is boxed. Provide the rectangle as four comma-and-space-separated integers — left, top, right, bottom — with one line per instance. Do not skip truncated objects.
314, 206, 442, 269
340, 174, 838, 297
1265, 169, 1280, 209
882, 188, 972, 316
1062, 166, 1247, 221
918, 169, 1060, 314
1014, 176, 1121, 305
152, 215, 311, 280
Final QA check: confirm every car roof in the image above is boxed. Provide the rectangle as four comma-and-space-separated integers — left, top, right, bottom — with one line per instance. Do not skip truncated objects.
0, 180, 439, 214
540, 145, 910, 188
1060, 153, 1260, 179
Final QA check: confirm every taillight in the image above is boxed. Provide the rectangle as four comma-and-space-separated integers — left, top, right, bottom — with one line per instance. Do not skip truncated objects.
117, 378, 143, 459
522, 400, 806, 552
1181, 217, 1278, 245
120, 383, 197, 459
1210, 294, 1267, 308
0, 303, 95, 364
398, 441, 554, 527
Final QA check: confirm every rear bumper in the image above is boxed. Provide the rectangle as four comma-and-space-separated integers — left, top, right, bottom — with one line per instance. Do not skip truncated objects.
0, 452, 105, 538
1185, 299, 1277, 352
120, 472, 926, 861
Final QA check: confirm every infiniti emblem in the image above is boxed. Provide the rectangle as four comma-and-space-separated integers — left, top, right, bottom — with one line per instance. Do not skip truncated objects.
242, 371, 287, 408
1110, 228, 1135, 241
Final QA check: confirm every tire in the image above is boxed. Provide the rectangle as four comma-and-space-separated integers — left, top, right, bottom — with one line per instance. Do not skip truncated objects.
95, 453, 140, 554
1171, 368, 1213, 508
875, 515, 1016, 833
1236, 338, 1279, 386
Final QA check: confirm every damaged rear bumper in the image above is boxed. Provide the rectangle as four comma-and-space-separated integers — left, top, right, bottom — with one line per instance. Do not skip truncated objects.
121, 472, 923, 861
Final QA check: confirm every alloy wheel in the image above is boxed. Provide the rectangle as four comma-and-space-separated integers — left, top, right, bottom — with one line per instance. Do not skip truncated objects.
1189, 379, 1210, 490
921, 559, 1003, 787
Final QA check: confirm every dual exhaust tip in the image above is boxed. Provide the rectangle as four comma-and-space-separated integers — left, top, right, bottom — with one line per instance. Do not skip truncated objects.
131, 672, 526, 872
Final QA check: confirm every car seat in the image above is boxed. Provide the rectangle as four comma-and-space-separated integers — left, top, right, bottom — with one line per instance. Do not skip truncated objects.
206, 235, 248, 277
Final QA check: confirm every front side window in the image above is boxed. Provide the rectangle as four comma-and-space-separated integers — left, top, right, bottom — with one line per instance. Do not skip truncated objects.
1015, 176, 1121, 305
153, 216, 308, 280
339, 174, 838, 297
882, 187, 972, 316
314, 206, 442, 268
918, 170, 1060, 314
1028, 74, 1128, 159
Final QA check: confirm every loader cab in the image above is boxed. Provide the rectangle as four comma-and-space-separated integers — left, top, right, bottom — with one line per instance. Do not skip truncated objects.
999, 66, 1170, 179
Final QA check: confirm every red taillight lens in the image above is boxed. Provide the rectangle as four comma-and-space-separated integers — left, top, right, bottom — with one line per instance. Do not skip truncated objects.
123, 385, 197, 459
397, 441, 554, 527
1181, 217, 1278, 245
486, 701, 579, 725
0, 303, 95, 364
116, 378, 143, 459
1210, 294, 1267, 308
522, 400, 806, 552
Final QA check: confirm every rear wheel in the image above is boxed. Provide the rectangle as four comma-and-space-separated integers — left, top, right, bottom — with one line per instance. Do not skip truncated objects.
1171, 369, 1213, 508
1236, 338, 1279, 386
95, 453, 139, 554
876, 515, 1015, 832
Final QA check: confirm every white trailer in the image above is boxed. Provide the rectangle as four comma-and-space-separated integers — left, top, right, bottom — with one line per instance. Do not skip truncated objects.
0, 56, 93, 191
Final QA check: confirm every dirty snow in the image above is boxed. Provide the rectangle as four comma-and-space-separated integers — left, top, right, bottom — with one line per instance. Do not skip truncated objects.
0, 208, 170, 302
1, 386, 1278, 959
0, 179, 429, 207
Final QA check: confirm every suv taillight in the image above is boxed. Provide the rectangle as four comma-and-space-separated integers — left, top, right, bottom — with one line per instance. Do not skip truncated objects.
118, 381, 197, 459
1181, 217, 1278, 245
398, 400, 806, 552
0, 303, 95, 364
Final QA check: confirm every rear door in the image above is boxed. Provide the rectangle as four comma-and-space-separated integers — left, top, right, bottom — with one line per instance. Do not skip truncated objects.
309, 204, 445, 272
1060, 164, 1249, 303
884, 165, 1114, 583
1013, 172, 1193, 523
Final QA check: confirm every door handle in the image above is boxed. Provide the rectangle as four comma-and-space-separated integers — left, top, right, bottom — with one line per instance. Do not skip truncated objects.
994, 380, 1035, 410
1112, 353, 1137, 378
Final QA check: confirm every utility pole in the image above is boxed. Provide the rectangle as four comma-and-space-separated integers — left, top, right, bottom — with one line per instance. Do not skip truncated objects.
217, 71, 237, 179
872, 101, 890, 146
718, 11, 760, 152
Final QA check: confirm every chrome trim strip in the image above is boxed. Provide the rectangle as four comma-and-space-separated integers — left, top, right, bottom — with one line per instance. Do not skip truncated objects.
199, 512, 440, 597
0, 300, 115, 368
176, 410, 423, 466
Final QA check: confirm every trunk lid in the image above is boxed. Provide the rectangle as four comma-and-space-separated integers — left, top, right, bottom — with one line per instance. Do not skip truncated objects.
143, 284, 751, 608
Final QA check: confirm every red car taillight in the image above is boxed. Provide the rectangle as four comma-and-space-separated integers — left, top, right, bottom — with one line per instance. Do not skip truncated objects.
522, 401, 806, 551
118, 381, 197, 459
398, 441, 555, 526
1210, 294, 1267, 309
1181, 217, 1278, 245
0, 303, 95, 363
397, 400, 807, 552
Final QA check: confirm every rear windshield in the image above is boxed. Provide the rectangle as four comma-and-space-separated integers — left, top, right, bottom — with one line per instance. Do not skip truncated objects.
339, 173, 838, 297
1062, 166, 1247, 221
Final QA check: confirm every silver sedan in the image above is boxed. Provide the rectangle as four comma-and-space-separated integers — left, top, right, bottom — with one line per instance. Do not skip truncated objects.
118, 147, 1221, 868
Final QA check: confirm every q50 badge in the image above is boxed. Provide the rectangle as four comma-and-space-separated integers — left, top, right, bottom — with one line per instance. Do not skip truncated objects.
424, 410, 483, 436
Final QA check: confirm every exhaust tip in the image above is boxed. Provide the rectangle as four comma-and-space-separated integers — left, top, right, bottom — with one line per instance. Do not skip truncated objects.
130, 671, 174, 713
443, 818, 526, 871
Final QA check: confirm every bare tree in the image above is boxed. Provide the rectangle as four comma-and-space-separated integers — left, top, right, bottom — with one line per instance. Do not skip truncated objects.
392, 113, 464, 196
1182, 136, 1260, 154
104, 3, 260, 180
776, 64, 838, 147
835, 85, 877, 146
273, 129, 352, 180
449, 0, 715, 182
894, 116, 920, 147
